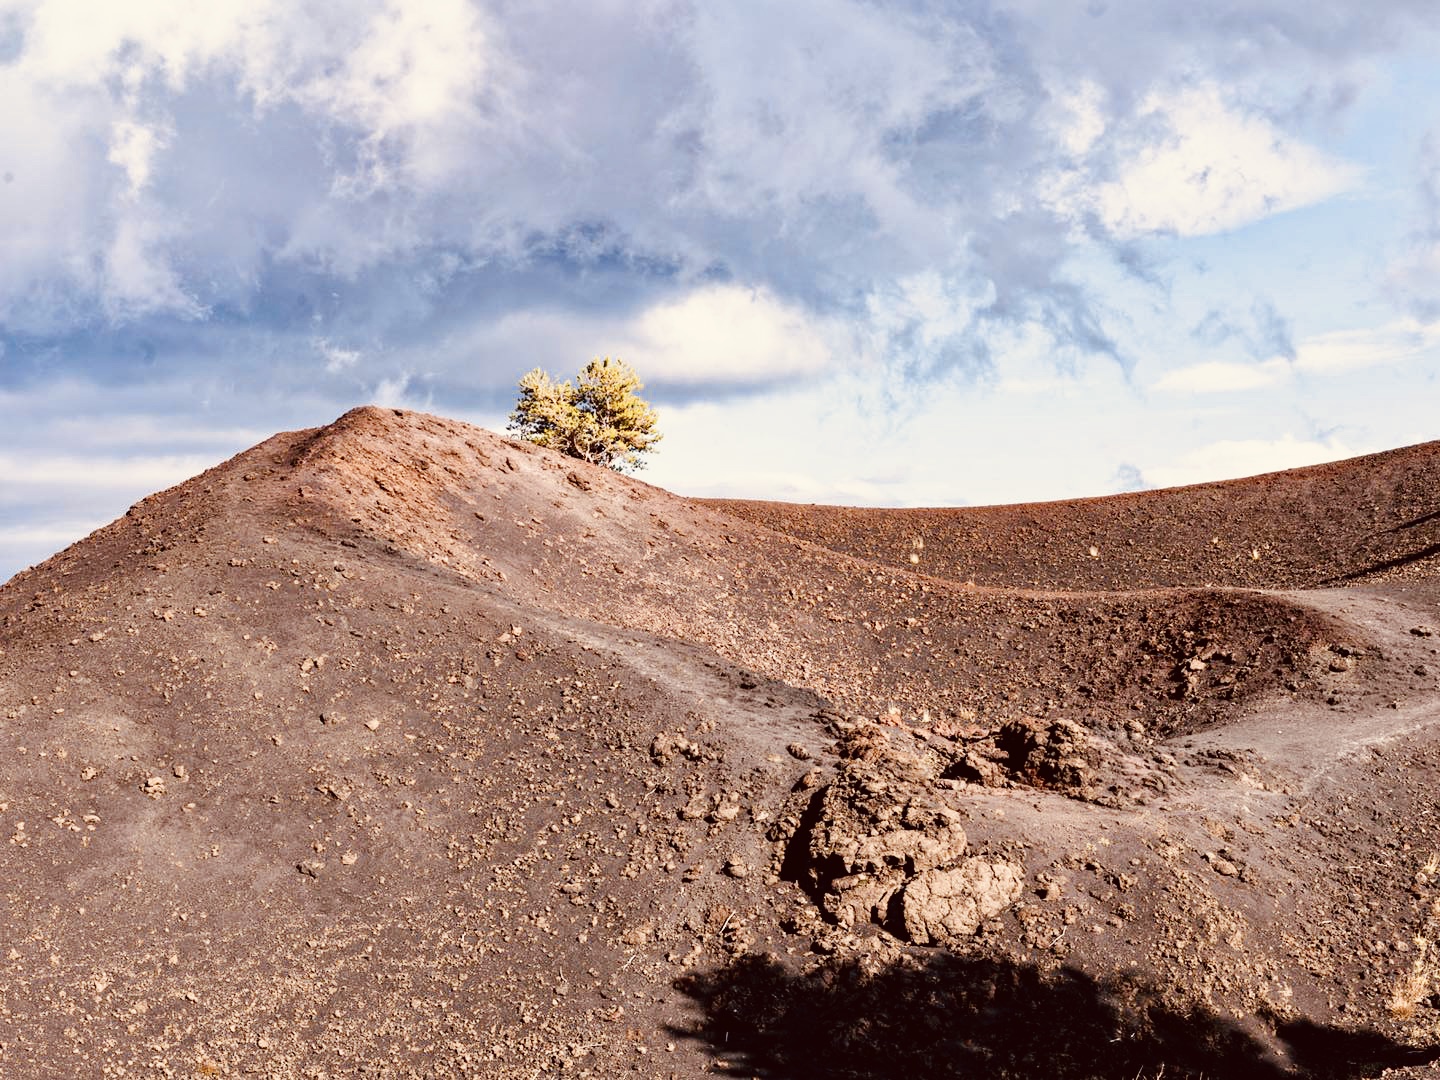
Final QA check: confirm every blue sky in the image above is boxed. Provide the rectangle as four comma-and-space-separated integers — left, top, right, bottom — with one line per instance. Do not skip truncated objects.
2, 0, 1439, 582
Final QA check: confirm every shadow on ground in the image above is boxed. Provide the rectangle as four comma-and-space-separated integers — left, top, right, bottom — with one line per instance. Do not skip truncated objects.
670, 951, 1437, 1079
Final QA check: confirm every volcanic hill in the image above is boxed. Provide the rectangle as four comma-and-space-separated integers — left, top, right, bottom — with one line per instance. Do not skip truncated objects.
2, 406, 1439, 1079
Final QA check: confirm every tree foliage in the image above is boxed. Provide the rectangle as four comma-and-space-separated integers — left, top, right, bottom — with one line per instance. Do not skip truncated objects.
507, 357, 662, 472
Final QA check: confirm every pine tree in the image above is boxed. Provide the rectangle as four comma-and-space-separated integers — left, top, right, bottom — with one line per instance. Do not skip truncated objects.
507, 358, 661, 472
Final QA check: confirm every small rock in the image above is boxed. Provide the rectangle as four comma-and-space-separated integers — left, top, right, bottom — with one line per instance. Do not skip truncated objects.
1410, 625, 1435, 638
172, 763, 188, 780
794, 768, 826, 791
364, 719, 381, 731
1206, 852, 1240, 877
723, 859, 749, 879
786, 743, 812, 761
141, 776, 166, 798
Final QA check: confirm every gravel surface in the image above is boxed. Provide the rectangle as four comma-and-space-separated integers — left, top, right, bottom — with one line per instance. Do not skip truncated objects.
1, 406, 1438, 1078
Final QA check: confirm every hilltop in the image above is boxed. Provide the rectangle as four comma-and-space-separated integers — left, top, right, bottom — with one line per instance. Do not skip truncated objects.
1, 406, 1438, 1078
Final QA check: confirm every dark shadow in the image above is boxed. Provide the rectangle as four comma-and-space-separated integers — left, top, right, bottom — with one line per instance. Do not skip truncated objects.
1323, 542, 1440, 584
670, 951, 1438, 1079
1388, 508, 1440, 533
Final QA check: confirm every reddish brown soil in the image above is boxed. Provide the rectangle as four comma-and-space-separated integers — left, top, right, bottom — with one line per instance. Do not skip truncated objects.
1, 407, 1438, 1079
705, 442, 1440, 590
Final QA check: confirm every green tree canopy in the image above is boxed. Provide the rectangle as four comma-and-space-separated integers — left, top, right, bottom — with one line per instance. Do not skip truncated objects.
507, 357, 661, 472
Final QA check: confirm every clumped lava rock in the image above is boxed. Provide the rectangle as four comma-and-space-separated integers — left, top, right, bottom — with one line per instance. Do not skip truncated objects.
778, 721, 1025, 941
901, 859, 1027, 944
950, 715, 1098, 794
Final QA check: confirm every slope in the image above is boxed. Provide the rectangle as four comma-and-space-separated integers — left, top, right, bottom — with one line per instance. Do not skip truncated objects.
0, 408, 1437, 1078
705, 440, 1440, 590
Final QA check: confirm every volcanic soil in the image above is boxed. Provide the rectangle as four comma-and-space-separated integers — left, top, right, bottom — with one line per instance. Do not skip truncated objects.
2, 406, 1440, 1079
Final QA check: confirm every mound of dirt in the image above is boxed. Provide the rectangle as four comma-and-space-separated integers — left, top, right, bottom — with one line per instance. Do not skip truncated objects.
2, 406, 1439, 1078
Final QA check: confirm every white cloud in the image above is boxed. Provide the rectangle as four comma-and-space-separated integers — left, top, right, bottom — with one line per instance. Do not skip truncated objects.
0, 451, 217, 494
0, 522, 107, 548
102, 212, 202, 319
107, 119, 167, 197
1293, 318, 1440, 374
1049, 80, 1108, 157
315, 337, 361, 373
1154, 318, 1440, 393
1152, 359, 1288, 393
474, 284, 835, 386
619, 286, 834, 383
1094, 84, 1362, 238
371, 375, 413, 408
1143, 435, 1362, 489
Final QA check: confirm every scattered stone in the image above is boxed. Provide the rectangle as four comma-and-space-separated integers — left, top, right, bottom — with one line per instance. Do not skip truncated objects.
723, 859, 749, 879
141, 776, 166, 798
1411, 626, 1435, 638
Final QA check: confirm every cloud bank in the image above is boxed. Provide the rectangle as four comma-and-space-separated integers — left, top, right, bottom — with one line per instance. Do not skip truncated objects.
2, 0, 1433, 393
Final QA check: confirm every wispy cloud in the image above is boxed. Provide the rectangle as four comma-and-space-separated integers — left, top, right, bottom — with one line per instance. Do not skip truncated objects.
1154, 318, 1440, 393
1153, 360, 1289, 394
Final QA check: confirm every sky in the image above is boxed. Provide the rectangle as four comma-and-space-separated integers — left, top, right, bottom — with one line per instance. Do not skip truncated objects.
2, 1, 1440, 583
